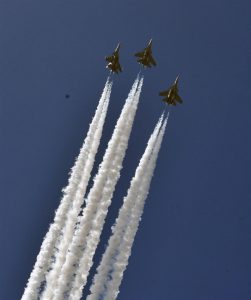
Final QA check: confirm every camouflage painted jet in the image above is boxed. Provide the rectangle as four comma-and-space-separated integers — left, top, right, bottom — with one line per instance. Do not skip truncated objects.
134, 39, 157, 68
159, 75, 183, 106
105, 43, 122, 74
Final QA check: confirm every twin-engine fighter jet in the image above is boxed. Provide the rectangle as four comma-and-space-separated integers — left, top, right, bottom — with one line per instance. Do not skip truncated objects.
134, 39, 157, 68
159, 75, 183, 106
105, 43, 122, 74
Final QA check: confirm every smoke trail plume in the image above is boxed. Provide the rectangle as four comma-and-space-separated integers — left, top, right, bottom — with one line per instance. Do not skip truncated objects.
87, 115, 167, 300
53, 76, 143, 300
21, 79, 112, 300
68, 79, 144, 300
41, 82, 113, 300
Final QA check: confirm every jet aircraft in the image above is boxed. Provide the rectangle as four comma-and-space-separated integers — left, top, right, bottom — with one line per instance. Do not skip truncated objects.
105, 43, 122, 74
134, 39, 157, 68
159, 75, 183, 106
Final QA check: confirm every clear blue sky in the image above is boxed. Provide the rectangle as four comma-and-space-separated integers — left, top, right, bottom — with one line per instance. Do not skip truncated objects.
1, 0, 250, 299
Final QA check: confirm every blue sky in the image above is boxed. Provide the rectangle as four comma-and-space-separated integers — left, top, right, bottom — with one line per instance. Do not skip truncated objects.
0, 0, 250, 299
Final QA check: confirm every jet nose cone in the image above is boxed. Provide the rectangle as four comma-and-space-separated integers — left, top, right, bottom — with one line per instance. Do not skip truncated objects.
175, 75, 180, 84
115, 43, 120, 52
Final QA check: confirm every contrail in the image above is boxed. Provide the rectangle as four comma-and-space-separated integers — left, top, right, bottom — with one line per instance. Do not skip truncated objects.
86, 114, 164, 300
104, 119, 167, 300
68, 79, 144, 300
21, 79, 112, 300
41, 82, 113, 300
87, 115, 167, 300
53, 76, 143, 300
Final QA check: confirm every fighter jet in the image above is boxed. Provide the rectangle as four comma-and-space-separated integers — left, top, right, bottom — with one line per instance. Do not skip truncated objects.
134, 39, 157, 68
105, 43, 122, 74
159, 75, 183, 106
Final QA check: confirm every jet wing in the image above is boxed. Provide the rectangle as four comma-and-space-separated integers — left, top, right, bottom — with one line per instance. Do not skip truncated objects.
149, 55, 157, 66
159, 90, 170, 96
105, 56, 113, 62
135, 51, 144, 58
117, 62, 122, 72
162, 98, 176, 105
145, 61, 152, 67
175, 94, 183, 103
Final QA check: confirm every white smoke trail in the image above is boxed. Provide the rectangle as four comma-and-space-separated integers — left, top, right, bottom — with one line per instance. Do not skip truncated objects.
68, 79, 144, 300
103, 118, 167, 300
40, 83, 113, 300
53, 76, 143, 300
86, 114, 164, 300
21, 79, 112, 300
87, 115, 167, 300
